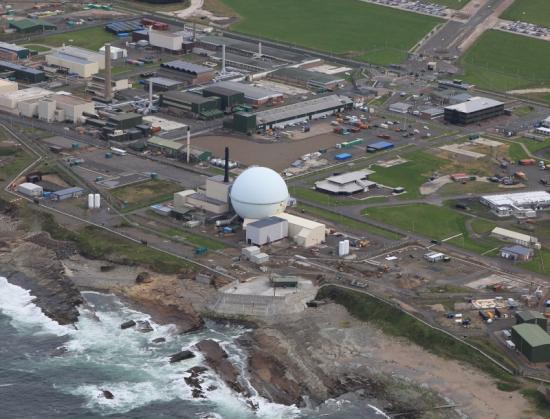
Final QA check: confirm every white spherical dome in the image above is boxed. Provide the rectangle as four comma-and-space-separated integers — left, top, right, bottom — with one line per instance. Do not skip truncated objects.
230, 166, 289, 219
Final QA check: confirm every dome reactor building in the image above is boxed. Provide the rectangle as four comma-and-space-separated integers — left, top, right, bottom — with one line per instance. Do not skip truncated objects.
230, 167, 289, 220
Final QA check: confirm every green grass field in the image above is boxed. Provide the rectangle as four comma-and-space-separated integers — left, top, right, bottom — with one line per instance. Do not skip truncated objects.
219, 0, 441, 64
23, 44, 51, 52
110, 179, 182, 212
433, 0, 470, 9
369, 150, 446, 199
297, 204, 403, 240
461, 30, 550, 91
501, 0, 550, 27
364, 204, 502, 253
35, 26, 117, 51
290, 186, 362, 206
522, 248, 550, 277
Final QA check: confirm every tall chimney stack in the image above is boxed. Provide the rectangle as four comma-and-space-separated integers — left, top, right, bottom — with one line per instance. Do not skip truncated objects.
221, 44, 226, 74
186, 126, 191, 164
258, 42, 262, 57
104, 43, 112, 102
148, 78, 153, 111
223, 146, 229, 183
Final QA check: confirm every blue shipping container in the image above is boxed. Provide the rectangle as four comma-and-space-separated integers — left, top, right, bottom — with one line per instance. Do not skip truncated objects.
335, 153, 352, 161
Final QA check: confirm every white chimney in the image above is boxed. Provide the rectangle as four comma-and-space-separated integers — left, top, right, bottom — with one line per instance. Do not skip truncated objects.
258, 42, 262, 57
221, 44, 226, 74
186, 127, 191, 164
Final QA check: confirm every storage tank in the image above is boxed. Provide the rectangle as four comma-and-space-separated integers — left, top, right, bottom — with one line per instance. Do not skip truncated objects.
94, 193, 100, 209
229, 166, 288, 219
88, 193, 95, 209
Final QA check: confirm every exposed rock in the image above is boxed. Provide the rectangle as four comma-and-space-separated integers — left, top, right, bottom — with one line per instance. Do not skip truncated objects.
100, 265, 115, 272
185, 366, 208, 398
135, 271, 152, 284
152, 337, 166, 344
136, 320, 153, 333
25, 232, 77, 259
102, 390, 114, 400
50, 346, 68, 357
120, 320, 136, 329
196, 339, 248, 396
169, 350, 195, 363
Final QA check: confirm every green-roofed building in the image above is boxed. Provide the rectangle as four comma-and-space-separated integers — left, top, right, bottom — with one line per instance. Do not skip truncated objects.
515, 310, 548, 330
9, 19, 57, 33
147, 137, 184, 158
511, 323, 550, 363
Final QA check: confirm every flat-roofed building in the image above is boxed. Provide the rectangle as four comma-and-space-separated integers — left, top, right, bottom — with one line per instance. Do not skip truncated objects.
159, 60, 215, 85
159, 91, 222, 119
0, 60, 46, 83
149, 30, 183, 52
268, 67, 344, 91
444, 96, 504, 125
500, 245, 534, 262
0, 42, 30, 59
315, 169, 375, 195
46, 46, 105, 77
246, 216, 288, 246
0, 87, 52, 109
480, 191, 550, 217
214, 81, 283, 106
491, 227, 538, 247
0, 79, 18, 93
275, 212, 325, 248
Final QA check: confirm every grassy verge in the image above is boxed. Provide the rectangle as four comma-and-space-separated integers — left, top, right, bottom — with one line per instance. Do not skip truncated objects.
35, 212, 193, 274
522, 248, 550, 276
500, 0, 550, 27
23, 44, 51, 52
34, 26, 117, 50
438, 181, 502, 196
318, 286, 516, 382
521, 389, 550, 419
461, 30, 550, 91
290, 186, 361, 206
163, 227, 227, 250
297, 203, 403, 240
220, 0, 440, 65
0, 148, 34, 183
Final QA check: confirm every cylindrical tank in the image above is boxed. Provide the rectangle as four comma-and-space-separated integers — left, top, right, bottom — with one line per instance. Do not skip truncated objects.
94, 193, 100, 209
87, 193, 94, 209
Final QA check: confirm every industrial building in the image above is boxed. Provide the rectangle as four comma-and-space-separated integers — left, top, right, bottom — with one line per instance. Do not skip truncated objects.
147, 137, 185, 158
214, 81, 283, 106
17, 182, 43, 197
500, 245, 534, 262
276, 212, 326, 248
315, 170, 376, 195
420, 107, 444, 119
232, 95, 353, 132
105, 20, 143, 35
490, 227, 539, 247
99, 45, 127, 60
511, 323, 550, 363
0, 42, 30, 59
0, 87, 52, 113
444, 97, 504, 125
0, 60, 46, 83
86, 76, 130, 98
51, 187, 84, 201
149, 30, 183, 52
108, 113, 143, 130
202, 85, 244, 112
480, 191, 550, 218
515, 311, 548, 330
146, 77, 185, 92
46, 46, 105, 78
0, 79, 18, 93
246, 216, 289, 246
9, 19, 56, 33
159, 60, 215, 85
389, 102, 412, 114
37, 94, 95, 124
185, 175, 232, 215
367, 141, 395, 153
160, 91, 222, 119
267, 67, 344, 91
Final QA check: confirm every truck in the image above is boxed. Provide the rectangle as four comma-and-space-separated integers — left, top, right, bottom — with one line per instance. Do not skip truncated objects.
518, 158, 536, 166
479, 310, 489, 321
514, 171, 528, 181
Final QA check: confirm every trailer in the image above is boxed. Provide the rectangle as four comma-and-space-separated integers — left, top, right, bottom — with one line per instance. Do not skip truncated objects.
110, 147, 127, 156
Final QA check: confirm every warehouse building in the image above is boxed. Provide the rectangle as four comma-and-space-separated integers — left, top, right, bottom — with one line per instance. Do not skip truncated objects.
51, 187, 84, 201
276, 212, 325, 248
315, 169, 375, 195
202, 85, 244, 112
17, 182, 43, 197
480, 191, 550, 218
0, 42, 30, 59
159, 60, 215, 85
160, 91, 222, 119
146, 77, 185, 92
0, 87, 52, 111
500, 245, 534, 262
490, 227, 539, 247
268, 67, 344, 91
105, 20, 143, 35
367, 141, 394, 153
511, 323, 550, 363
246, 216, 289, 246
9, 19, 56, 33
108, 112, 143, 130
37, 94, 95, 124
515, 311, 548, 330
214, 81, 283, 106
0, 60, 46, 83
46, 46, 105, 78
147, 137, 185, 158
444, 97, 504, 125
389, 102, 411, 114
149, 30, 183, 52
232, 94, 353, 132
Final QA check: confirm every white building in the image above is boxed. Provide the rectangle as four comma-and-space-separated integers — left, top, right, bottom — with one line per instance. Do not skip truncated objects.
17, 182, 43, 197
535, 126, 550, 137
0, 79, 18, 93
246, 216, 288, 246
480, 191, 550, 217
0, 87, 52, 109
275, 212, 325, 248
46, 46, 105, 77
315, 169, 375, 194
149, 30, 183, 51
389, 102, 411, 114
99, 45, 127, 60
491, 227, 539, 248
37, 94, 95, 123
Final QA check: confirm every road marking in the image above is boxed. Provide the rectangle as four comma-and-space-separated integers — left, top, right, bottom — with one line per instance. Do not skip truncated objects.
442, 233, 463, 242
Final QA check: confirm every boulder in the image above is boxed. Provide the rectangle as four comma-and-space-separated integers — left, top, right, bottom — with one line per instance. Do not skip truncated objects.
169, 350, 195, 363
152, 337, 166, 344
102, 390, 114, 400
136, 320, 153, 333
135, 271, 152, 284
120, 320, 136, 329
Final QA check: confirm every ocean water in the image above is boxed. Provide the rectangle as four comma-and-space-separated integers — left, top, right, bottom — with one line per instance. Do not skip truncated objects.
0, 276, 388, 419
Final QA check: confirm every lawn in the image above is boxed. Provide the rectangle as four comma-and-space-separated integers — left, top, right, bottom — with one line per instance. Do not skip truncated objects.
522, 248, 550, 277
0, 148, 34, 183
219, 0, 441, 65
369, 150, 447, 199
364, 204, 503, 253
438, 181, 502, 196
501, 0, 550, 27
23, 44, 51, 52
507, 138, 550, 161
117, 0, 191, 12
290, 186, 361, 206
297, 204, 403, 240
433, 0, 470, 9
110, 179, 182, 212
34, 26, 117, 51
461, 30, 550, 92
163, 227, 228, 250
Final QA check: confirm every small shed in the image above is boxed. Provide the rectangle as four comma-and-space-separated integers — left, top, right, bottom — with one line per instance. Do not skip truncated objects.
52, 187, 84, 201
500, 245, 534, 262
367, 141, 394, 153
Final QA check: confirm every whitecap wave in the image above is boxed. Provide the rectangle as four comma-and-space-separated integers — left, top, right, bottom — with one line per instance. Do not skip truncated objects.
0, 276, 70, 336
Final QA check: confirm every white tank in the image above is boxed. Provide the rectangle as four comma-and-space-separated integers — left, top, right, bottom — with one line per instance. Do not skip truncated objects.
94, 193, 100, 209
88, 193, 94, 209
230, 166, 288, 219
